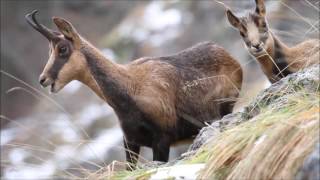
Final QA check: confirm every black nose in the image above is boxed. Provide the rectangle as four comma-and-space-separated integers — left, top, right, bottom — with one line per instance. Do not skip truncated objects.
39, 76, 46, 86
252, 44, 261, 49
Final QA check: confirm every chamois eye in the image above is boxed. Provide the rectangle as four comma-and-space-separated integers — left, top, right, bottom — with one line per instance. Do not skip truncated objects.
59, 46, 67, 56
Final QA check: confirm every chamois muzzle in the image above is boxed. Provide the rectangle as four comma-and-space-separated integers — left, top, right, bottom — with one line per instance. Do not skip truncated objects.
25, 10, 56, 40
252, 43, 263, 52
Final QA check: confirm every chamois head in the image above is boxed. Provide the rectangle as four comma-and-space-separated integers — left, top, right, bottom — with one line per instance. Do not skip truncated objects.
226, 0, 272, 56
26, 10, 86, 93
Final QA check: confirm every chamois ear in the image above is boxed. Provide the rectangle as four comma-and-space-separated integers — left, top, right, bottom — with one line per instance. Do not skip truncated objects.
255, 0, 266, 16
226, 9, 240, 29
53, 17, 81, 43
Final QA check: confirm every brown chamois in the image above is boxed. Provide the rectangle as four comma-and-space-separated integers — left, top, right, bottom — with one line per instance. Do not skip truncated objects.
25, 10, 243, 167
225, 0, 319, 83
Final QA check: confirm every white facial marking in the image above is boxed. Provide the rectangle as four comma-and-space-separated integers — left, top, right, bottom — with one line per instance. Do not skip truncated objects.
41, 43, 55, 78
247, 22, 260, 46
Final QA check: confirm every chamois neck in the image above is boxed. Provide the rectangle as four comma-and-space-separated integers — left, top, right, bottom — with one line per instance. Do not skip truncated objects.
255, 32, 292, 82
271, 33, 290, 56
79, 41, 133, 109
77, 66, 105, 100
259, 32, 290, 61
81, 40, 119, 70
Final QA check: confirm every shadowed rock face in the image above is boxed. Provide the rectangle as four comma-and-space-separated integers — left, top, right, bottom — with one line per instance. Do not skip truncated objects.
296, 142, 320, 180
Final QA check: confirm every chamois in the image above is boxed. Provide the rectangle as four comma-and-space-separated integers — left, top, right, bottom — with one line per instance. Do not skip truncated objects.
25, 10, 243, 168
225, 0, 319, 83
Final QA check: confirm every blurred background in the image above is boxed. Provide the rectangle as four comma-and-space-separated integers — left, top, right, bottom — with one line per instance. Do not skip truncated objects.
1, 0, 319, 179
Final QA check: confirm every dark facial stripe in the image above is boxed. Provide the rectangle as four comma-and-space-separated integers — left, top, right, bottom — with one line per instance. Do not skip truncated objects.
252, 15, 259, 26
48, 41, 72, 80
48, 56, 68, 80
272, 38, 292, 78
240, 22, 247, 33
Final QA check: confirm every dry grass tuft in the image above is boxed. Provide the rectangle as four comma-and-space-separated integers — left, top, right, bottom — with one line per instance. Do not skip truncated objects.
198, 91, 319, 180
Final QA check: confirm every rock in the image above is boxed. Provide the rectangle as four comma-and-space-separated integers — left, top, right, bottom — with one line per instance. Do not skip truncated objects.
295, 142, 320, 180
150, 164, 205, 180
243, 65, 319, 120
188, 112, 242, 152
139, 161, 166, 170
189, 65, 319, 153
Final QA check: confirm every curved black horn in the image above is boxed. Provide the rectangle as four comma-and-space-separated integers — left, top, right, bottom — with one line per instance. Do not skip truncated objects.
25, 10, 56, 40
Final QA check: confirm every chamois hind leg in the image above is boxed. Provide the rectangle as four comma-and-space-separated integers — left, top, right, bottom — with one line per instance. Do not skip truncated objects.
123, 138, 140, 170
152, 136, 170, 162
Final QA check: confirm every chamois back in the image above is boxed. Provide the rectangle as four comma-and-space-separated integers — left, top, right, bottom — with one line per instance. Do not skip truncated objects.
127, 42, 242, 129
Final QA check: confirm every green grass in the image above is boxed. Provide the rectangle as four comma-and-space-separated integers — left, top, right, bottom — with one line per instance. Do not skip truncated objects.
185, 148, 210, 164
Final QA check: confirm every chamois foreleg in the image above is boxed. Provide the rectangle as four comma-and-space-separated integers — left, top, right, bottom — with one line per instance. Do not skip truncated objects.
152, 135, 170, 162
123, 138, 140, 170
